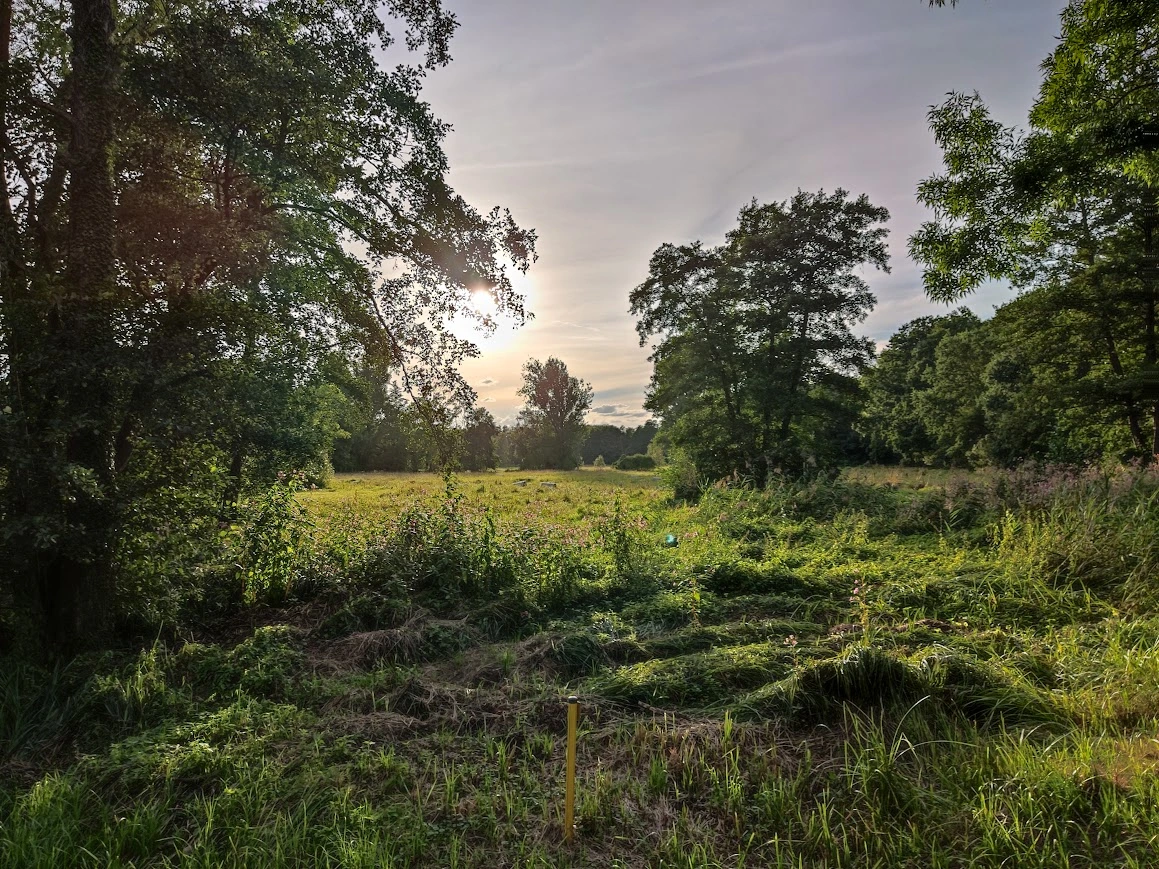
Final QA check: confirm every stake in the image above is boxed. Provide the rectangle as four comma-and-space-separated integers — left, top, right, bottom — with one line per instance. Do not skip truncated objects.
564, 694, 579, 843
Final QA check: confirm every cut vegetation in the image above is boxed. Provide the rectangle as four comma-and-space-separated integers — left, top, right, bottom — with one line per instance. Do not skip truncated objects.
4, 467, 1159, 866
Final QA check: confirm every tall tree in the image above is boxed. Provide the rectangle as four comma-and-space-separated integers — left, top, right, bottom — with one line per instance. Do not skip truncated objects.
861, 310, 983, 465
0, 0, 534, 656
461, 406, 498, 471
910, 2, 1159, 458
632, 190, 889, 481
516, 357, 592, 470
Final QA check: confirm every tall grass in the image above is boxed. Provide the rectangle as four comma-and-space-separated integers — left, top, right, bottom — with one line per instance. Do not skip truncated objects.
993, 463, 1159, 608
0, 662, 77, 761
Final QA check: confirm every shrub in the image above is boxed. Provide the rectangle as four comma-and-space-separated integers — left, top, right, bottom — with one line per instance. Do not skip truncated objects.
661, 447, 701, 500
615, 453, 656, 471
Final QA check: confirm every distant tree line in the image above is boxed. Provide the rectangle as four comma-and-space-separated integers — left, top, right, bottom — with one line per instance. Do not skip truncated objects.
580, 422, 658, 466
330, 357, 658, 473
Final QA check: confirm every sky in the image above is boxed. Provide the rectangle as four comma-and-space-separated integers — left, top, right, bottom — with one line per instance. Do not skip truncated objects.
419, 0, 1068, 427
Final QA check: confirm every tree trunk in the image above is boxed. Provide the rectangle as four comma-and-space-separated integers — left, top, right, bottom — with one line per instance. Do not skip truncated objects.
223, 441, 246, 511
778, 311, 811, 442
1153, 402, 1159, 458
28, 0, 121, 657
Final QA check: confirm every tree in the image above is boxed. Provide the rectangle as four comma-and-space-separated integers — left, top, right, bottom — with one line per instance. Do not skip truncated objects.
516, 358, 593, 470
0, 0, 534, 656
631, 190, 889, 482
461, 407, 499, 471
909, 2, 1159, 459
579, 421, 657, 465
861, 310, 983, 465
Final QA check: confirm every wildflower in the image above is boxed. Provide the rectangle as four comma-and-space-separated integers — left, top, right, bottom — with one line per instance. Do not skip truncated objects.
783, 634, 798, 648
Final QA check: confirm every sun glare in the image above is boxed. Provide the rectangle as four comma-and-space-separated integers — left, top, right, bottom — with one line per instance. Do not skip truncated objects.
461, 268, 532, 353
471, 289, 499, 318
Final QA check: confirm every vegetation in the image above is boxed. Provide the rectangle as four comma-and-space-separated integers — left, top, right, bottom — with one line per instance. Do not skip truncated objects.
613, 454, 656, 471
514, 358, 594, 471
5, 0, 1159, 866
4, 467, 1159, 866
0, 0, 533, 657
580, 423, 659, 467
631, 191, 887, 481
900, 1, 1159, 466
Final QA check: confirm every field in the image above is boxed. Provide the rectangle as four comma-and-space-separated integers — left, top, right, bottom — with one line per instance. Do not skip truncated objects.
5, 466, 1159, 867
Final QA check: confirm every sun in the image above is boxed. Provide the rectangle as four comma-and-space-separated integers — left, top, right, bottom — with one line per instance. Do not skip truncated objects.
470, 288, 499, 318
458, 267, 533, 352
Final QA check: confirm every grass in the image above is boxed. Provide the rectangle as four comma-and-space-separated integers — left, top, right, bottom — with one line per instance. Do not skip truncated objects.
4, 465, 1159, 866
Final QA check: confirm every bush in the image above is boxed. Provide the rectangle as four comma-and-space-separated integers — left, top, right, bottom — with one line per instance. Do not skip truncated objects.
661, 447, 701, 500
615, 453, 656, 471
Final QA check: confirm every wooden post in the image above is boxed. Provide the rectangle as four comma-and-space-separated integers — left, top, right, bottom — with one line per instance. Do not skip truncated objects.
564, 694, 579, 842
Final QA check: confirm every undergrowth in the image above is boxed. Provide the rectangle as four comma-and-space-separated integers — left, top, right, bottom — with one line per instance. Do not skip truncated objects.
4, 465, 1159, 867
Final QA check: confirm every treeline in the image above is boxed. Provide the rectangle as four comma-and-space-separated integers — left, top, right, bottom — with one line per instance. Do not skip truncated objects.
862, 303, 1134, 468
581, 422, 659, 466
330, 361, 658, 472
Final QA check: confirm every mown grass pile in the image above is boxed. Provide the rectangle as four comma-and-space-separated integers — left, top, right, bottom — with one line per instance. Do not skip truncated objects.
4, 465, 1159, 866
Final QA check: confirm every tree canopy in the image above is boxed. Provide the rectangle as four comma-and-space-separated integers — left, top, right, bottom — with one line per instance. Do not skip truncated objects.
515, 357, 592, 470
0, 0, 533, 655
909, 1, 1159, 459
631, 190, 889, 481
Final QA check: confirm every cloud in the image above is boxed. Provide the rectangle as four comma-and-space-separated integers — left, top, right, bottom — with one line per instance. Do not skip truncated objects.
628, 32, 898, 94
480, 377, 497, 386
483, 396, 496, 403
550, 320, 603, 333
592, 404, 646, 419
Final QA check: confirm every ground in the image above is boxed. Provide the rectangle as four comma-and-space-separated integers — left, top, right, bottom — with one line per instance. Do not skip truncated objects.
3, 466, 1159, 867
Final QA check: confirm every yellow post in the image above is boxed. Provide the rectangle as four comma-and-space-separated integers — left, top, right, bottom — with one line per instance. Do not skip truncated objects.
564, 694, 579, 843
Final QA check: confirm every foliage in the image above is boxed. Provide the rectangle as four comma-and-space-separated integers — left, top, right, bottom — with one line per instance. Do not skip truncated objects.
909, 3, 1159, 461
861, 309, 986, 465
632, 191, 889, 483
235, 475, 312, 605
0, 0, 534, 655
580, 422, 658, 466
515, 357, 593, 470
331, 370, 437, 473
460, 407, 499, 472
613, 453, 656, 471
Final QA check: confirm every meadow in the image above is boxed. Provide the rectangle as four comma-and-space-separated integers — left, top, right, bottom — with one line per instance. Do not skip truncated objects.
4, 465, 1159, 867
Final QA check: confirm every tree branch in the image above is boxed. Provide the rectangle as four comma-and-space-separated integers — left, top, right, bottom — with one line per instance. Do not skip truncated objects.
23, 95, 73, 128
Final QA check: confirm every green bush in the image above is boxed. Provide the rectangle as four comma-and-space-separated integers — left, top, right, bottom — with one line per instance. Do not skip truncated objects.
660, 447, 701, 500
614, 453, 656, 471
